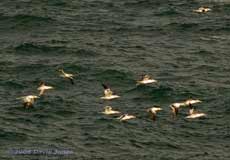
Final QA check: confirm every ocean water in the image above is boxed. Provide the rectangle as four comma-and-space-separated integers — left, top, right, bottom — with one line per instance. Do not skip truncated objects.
0, 0, 230, 159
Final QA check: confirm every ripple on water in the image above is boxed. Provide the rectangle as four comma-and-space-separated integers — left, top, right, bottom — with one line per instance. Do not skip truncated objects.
0, 129, 28, 142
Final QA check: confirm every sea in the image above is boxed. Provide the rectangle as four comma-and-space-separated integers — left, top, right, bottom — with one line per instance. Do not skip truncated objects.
0, 0, 230, 160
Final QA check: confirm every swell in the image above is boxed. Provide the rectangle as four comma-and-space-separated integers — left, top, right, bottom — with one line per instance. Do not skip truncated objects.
123, 0, 161, 7
15, 43, 66, 54
0, 14, 56, 29
164, 20, 230, 32
14, 42, 98, 58
154, 8, 181, 16
0, 129, 28, 142
0, 81, 26, 91
94, 69, 135, 88
164, 22, 199, 31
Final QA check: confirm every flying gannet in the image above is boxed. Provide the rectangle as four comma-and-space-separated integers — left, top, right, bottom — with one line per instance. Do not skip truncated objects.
102, 106, 121, 115
58, 69, 75, 85
147, 106, 162, 121
100, 84, 120, 100
37, 82, 54, 96
193, 7, 211, 13
170, 102, 186, 116
17, 95, 39, 108
185, 99, 202, 106
117, 114, 136, 121
136, 74, 157, 85
184, 99, 202, 110
186, 108, 206, 119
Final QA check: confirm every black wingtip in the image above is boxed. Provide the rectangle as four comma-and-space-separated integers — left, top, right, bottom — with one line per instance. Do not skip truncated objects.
102, 83, 109, 89
39, 81, 45, 86
70, 78, 74, 85
152, 115, 156, 121
175, 107, 179, 116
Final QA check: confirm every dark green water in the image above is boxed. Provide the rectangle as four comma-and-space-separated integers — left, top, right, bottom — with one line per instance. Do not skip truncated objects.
0, 0, 230, 159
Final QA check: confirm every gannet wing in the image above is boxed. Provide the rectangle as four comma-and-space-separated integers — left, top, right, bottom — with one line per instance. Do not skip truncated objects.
170, 106, 178, 116
102, 83, 109, 89
69, 74, 74, 77
69, 78, 74, 85
149, 112, 156, 121
39, 89, 45, 96
117, 114, 125, 120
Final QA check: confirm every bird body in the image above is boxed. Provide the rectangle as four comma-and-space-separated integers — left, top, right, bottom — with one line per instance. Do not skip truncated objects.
101, 84, 120, 100
18, 95, 39, 108
137, 75, 157, 85
59, 69, 75, 84
37, 82, 54, 96
101, 95, 120, 100
170, 102, 186, 116
102, 106, 120, 115
117, 114, 136, 121
193, 7, 211, 13
185, 99, 202, 106
147, 107, 162, 113
147, 107, 162, 121
186, 113, 206, 119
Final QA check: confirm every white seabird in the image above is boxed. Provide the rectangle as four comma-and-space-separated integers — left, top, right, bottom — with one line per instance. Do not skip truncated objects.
100, 84, 120, 100
17, 95, 39, 108
170, 102, 186, 116
193, 7, 211, 13
136, 75, 157, 85
37, 82, 54, 96
58, 69, 75, 85
117, 114, 136, 121
184, 99, 202, 106
147, 107, 162, 121
184, 99, 202, 111
102, 106, 120, 115
186, 108, 206, 119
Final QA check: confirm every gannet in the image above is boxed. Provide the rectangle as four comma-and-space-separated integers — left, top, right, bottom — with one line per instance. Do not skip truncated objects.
184, 99, 202, 110
147, 107, 162, 121
186, 108, 206, 119
117, 114, 136, 121
193, 7, 211, 13
100, 84, 120, 100
17, 95, 39, 108
136, 75, 157, 85
185, 99, 202, 106
102, 106, 121, 115
37, 82, 54, 96
170, 102, 185, 116
58, 69, 75, 85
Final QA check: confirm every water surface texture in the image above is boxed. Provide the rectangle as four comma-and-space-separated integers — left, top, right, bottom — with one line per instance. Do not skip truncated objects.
0, 0, 230, 159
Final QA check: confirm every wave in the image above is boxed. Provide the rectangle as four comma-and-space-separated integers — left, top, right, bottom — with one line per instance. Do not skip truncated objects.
0, 14, 54, 22
123, 0, 161, 7
94, 69, 134, 86
155, 9, 180, 16
0, 81, 26, 90
200, 26, 230, 32
164, 22, 198, 31
0, 14, 56, 29
14, 43, 98, 59
15, 43, 64, 54
0, 129, 28, 141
